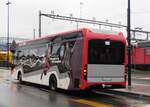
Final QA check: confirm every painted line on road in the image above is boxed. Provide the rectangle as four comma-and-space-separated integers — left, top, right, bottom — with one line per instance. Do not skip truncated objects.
134, 83, 150, 87
132, 77, 150, 80
72, 99, 112, 107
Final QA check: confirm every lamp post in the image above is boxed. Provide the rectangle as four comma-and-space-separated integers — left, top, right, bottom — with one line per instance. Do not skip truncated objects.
77, 2, 84, 29
80, 2, 84, 18
33, 28, 36, 39
127, 0, 131, 86
6, 0, 11, 67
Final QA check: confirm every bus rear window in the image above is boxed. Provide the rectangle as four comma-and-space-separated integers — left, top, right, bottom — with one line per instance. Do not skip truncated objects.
88, 39, 125, 64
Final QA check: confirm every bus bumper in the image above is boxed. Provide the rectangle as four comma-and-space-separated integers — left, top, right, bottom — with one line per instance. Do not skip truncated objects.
80, 82, 126, 90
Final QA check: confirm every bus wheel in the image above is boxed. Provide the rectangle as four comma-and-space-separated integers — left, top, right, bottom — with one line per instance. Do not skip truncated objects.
49, 75, 57, 91
18, 72, 22, 84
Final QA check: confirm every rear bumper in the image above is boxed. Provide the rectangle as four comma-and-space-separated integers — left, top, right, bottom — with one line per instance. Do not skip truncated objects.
80, 82, 126, 90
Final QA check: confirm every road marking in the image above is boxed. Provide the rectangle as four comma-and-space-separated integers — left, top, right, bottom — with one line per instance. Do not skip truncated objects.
137, 77, 150, 80
72, 99, 112, 107
134, 83, 150, 87
133, 77, 150, 80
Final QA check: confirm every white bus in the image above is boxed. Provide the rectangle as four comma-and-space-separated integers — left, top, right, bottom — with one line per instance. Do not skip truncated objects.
11, 28, 127, 90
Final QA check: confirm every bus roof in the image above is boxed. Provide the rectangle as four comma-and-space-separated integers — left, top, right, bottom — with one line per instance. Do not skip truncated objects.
18, 28, 124, 46
17, 28, 85, 45
90, 28, 120, 35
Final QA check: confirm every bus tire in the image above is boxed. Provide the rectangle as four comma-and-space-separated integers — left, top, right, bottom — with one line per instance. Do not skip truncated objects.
18, 72, 22, 84
49, 75, 57, 91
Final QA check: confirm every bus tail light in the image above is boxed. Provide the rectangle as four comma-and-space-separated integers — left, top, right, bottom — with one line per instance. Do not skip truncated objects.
83, 64, 87, 80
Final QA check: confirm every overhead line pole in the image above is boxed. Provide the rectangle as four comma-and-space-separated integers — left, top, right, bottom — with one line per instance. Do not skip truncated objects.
39, 11, 41, 38
127, 0, 131, 86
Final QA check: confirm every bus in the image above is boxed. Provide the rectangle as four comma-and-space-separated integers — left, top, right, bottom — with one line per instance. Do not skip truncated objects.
11, 28, 127, 90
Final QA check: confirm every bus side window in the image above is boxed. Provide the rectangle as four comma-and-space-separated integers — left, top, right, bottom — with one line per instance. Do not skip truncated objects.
59, 45, 65, 59
48, 44, 52, 55
51, 43, 60, 57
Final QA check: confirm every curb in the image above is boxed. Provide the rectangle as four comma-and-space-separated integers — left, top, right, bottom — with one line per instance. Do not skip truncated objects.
99, 89, 150, 101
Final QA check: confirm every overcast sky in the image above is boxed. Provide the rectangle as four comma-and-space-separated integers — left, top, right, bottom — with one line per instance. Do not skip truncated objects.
0, 0, 150, 39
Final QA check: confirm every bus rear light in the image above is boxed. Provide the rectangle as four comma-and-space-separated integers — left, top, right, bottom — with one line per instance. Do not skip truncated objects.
83, 64, 87, 80
83, 69, 87, 73
84, 70, 87, 75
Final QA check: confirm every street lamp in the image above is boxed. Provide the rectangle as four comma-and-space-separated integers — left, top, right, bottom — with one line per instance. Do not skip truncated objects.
80, 2, 84, 18
77, 2, 84, 29
6, 0, 11, 67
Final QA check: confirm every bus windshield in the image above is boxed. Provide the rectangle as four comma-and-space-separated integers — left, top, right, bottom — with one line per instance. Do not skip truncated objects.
88, 39, 125, 64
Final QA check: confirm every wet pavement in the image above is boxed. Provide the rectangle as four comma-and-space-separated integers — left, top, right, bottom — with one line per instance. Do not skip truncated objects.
108, 70, 150, 98
132, 70, 150, 85
0, 69, 150, 107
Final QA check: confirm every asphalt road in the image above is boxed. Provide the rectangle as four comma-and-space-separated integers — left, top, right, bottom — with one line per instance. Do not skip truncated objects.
0, 79, 150, 107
